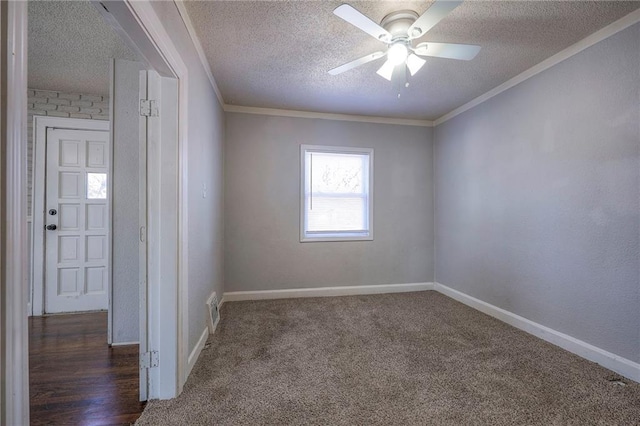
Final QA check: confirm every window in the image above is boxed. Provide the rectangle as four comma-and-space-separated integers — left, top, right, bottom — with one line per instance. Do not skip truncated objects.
300, 145, 373, 242
86, 173, 107, 199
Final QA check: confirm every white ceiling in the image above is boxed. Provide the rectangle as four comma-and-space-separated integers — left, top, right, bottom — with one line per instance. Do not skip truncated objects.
184, 1, 640, 120
28, 0, 139, 96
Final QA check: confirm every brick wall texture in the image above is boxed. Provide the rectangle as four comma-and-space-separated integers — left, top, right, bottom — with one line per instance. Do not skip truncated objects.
27, 89, 110, 215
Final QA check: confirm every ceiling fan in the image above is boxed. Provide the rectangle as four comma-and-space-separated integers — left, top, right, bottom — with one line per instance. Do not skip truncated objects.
329, 0, 480, 92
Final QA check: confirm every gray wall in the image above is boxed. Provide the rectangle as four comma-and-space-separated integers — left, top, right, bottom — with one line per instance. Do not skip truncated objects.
112, 59, 144, 343
434, 24, 639, 363
225, 113, 434, 292
150, 2, 225, 353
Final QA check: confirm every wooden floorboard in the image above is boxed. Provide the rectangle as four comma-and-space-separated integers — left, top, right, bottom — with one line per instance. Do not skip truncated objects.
29, 312, 145, 425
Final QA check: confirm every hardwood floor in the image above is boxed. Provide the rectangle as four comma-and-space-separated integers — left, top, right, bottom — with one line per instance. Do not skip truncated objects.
29, 312, 145, 425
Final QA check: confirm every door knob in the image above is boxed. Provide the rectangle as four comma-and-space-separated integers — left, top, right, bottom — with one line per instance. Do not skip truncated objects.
46, 224, 57, 231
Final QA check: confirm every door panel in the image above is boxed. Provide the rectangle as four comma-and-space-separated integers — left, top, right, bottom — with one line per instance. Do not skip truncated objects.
45, 128, 110, 313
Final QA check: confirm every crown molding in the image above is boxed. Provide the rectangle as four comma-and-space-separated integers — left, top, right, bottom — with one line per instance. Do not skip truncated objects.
174, 0, 225, 108
224, 104, 434, 127
434, 8, 640, 126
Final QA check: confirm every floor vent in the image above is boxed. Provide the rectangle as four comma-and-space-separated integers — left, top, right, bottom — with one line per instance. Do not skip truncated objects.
206, 292, 220, 334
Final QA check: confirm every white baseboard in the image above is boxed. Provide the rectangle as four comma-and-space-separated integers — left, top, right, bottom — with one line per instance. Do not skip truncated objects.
186, 291, 225, 380
110, 341, 139, 346
186, 327, 209, 379
433, 282, 640, 383
223, 282, 434, 302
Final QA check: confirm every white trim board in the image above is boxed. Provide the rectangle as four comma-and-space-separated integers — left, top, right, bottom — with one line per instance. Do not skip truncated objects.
433, 282, 640, 383
186, 292, 223, 380
434, 8, 640, 125
223, 282, 434, 302
224, 105, 434, 128
186, 327, 208, 380
2, 1, 30, 422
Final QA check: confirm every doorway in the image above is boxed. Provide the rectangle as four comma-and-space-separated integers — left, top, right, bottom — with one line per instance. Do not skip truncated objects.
26, 1, 147, 422
2, 1, 186, 422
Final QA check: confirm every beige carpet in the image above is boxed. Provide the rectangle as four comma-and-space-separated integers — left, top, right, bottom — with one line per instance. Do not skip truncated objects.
136, 291, 640, 425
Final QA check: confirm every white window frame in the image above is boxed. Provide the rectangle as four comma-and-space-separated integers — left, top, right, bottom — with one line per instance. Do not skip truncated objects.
300, 144, 374, 242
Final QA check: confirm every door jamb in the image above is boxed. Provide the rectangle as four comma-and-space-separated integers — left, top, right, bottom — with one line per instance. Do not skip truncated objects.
31, 116, 110, 318
101, 0, 190, 399
1, 1, 29, 424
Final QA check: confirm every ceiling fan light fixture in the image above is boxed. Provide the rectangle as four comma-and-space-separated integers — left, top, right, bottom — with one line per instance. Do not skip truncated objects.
376, 59, 395, 81
406, 54, 426, 76
387, 42, 409, 66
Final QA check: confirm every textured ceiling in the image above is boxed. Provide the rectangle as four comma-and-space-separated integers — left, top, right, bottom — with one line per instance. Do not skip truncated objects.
28, 0, 139, 96
184, 1, 640, 120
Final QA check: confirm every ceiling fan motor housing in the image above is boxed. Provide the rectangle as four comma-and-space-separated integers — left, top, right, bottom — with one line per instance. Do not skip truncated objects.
380, 10, 419, 41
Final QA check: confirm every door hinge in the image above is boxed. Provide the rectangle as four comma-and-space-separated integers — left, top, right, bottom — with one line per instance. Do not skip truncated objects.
140, 99, 158, 117
140, 350, 159, 369
139, 226, 146, 243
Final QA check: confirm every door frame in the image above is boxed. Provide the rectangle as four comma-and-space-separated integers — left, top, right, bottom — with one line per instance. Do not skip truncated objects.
2, 1, 191, 423
1, 1, 29, 423
31, 116, 111, 318
109, 0, 191, 399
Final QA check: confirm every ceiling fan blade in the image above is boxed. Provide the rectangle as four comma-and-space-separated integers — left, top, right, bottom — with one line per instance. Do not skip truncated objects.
406, 54, 426, 76
408, 0, 463, 40
334, 4, 392, 43
328, 51, 385, 75
414, 42, 481, 60
376, 59, 394, 81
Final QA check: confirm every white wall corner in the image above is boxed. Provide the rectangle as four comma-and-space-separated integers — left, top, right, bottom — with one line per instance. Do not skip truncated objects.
223, 282, 434, 302
173, 1, 225, 107
434, 8, 640, 126
433, 282, 640, 383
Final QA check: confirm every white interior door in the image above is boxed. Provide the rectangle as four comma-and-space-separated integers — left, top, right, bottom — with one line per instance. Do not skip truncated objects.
45, 128, 110, 313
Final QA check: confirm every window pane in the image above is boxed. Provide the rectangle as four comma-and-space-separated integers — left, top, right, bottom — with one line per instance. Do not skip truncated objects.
305, 150, 369, 234
307, 195, 367, 232
87, 173, 107, 199
309, 152, 365, 195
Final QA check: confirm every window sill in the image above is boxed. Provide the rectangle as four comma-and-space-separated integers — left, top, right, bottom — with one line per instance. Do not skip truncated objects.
300, 234, 373, 243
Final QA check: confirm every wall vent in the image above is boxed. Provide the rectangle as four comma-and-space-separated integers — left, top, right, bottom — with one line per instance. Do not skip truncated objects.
206, 292, 220, 334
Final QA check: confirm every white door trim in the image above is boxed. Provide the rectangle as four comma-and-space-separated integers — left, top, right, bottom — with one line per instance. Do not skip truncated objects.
1, 1, 29, 424
127, 1, 190, 397
108, 0, 190, 399
138, 69, 149, 401
31, 116, 110, 317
